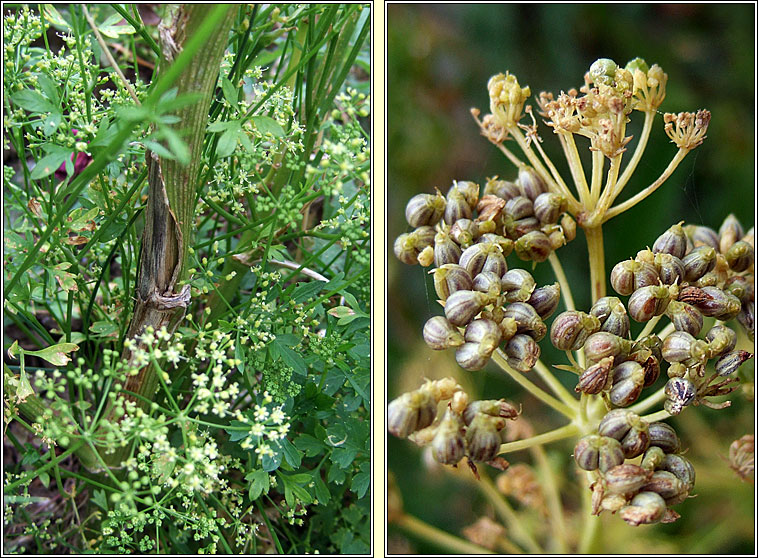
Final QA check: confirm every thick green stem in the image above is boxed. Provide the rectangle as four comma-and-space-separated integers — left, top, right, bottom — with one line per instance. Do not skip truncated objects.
100, 5, 236, 469
584, 225, 606, 303
497, 423, 579, 455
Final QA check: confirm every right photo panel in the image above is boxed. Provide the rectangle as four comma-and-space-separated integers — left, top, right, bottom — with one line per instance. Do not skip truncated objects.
386, 3, 755, 554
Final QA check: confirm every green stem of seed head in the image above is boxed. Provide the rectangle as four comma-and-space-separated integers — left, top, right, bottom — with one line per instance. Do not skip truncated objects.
628, 384, 667, 415
478, 471, 543, 553
394, 513, 496, 554
492, 350, 577, 420
530, 443, 568, 553
641, 409, 672, 423
533, 359, 579, 409
497, 423, 580, 455
548, 252, 575, 312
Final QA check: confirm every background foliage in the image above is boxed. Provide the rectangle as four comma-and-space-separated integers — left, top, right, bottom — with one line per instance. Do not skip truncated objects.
387, 4, 754, 554
3, 4, 370, 554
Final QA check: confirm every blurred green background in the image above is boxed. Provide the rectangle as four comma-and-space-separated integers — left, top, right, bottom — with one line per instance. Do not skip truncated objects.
387, 3, 755, 554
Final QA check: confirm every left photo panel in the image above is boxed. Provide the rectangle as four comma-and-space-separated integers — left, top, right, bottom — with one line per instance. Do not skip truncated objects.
3, 4, 371, 555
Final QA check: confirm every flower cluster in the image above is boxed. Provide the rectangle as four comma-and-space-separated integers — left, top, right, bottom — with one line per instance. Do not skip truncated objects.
388, 378, 519, 467
395, 168, 576, 268
575, 410, 694, 526
394, 175, 572, 373
550, 217, 754, 414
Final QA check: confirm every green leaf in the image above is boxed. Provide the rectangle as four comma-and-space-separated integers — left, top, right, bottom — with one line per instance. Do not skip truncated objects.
99, 13, 135, 38
350, 463, 370, 498
216, 129, 239, 158
31, 151, 70, 180
245, 469, 269, 501
292, 280, 324, 303
89, 321, 118, 335
42, 111, 62, 137
278, 343, 306, 377
39, 471, 50, 488
294, 434, 325, 457
314, 474, 330, 505
252, 115, 285, 138
280, 437, 302, 469
41, 4, 69, 29
24, 342, 79, 367
253, 47, 283, 67
161, 126, 190, 165
91, 489, 108, 511
225, 421, 249, 442
11, 89, 55, 113
221, 76, 239, 111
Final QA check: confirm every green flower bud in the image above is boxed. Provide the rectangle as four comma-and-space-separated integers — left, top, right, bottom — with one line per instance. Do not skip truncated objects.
589, 58, 618, 86
388, 390, 437, 438
682, 245, 717, 282
405, 192, 446, 228
533, 192, 566, 224
550, 311, 601, 351
610, 259, 659, 296
590, 296, 630, 338
576, 357, 614, 395
514, 230, 552, 262
653, 222, 687, 259
444, 290, 488, 326
504, 333, 540, 372
501, 269, 536, 302
527, 283, 561, 319
648, 422, 680, 454
504, 195, 534, 220
625, 57, 650, 75
620, 491, 666, 526
665, 300, 703, 336
433, 264, 474, 301
484, 177, 521, 200
430, 408, 466, 465
725, 240, 753, 272
705, 324, 737, 357
503, 301, 547, 341
423, 316, 465, 351
517, 166, 547, 201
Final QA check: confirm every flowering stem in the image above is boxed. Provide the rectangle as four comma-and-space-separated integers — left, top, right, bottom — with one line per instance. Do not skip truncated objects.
584, 224, 606, 303
478, 471, 543, 553
548, 252, 575, 312
589, 150, 604, 204
613, 110, 656, 194
603, 147, 689, 222
635, 314, 663, 341
628, 385, 667, 415
533, 359, 579, 409
530, 444, 568, 553
560, 132, 591, 206
393, 513, 495, 554
497, 423, 580, 455
492, 350, 577, 419
641, 409, 672, 423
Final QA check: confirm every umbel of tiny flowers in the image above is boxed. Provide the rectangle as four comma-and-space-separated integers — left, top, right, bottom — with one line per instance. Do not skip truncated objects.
390, 57, 753, 535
